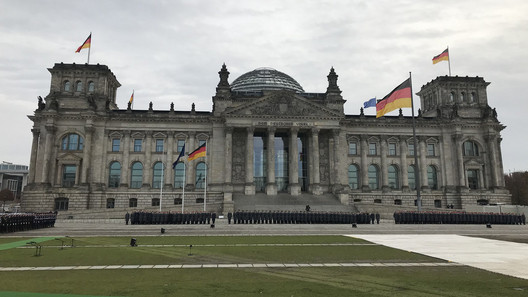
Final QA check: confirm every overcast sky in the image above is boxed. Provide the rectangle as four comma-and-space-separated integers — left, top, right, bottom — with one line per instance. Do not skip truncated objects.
0, 0, 526, 173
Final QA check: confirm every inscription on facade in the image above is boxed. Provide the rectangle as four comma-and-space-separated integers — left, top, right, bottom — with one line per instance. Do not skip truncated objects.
255, 121, 313, 127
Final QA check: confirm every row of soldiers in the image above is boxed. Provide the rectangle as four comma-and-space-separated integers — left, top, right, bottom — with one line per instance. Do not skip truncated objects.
0, 212, 57, 233
130, 211, 216, 225
229, 210, 379, 225
394, 211, 526, 225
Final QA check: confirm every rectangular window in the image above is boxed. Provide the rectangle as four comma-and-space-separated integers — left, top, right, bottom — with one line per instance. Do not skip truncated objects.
129, 198, 138, 208
62, 165, 77, 187
177, 139, 185, 152
155, 139, 164, 152
112, 138, 120, 152
369, 143, 377, 155
134, 139, 142, 152
408, 144, 415, 156
388, 143, 397, 156
434, 200, 442, 208
427, 143, 435, 156
467, 169, 479, 189
348, 142, 357, 155
198, 139, 206, 147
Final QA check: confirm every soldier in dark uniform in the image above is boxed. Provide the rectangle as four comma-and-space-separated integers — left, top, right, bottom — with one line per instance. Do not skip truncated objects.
125, 212, 130, 225
375, 213, 380, 224
212, 212, 216, 225
227, 212, 232, 224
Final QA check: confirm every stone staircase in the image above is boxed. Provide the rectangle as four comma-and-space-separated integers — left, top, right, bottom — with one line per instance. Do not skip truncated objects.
233, 193, 358, 212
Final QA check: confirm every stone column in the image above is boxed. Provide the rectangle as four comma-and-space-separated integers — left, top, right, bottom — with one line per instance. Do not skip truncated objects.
121, 130, 130, 187
360, 135, 369, 190
288, 127, 300, 195
380, 136, 389, 192
165, 132, 174, 187
419, 137, 429, 190
266, 127, 277, 195
41, 124, 56, 184
81, 126, 94, 184
310, 128, 322, 195
454, 134, 466, 190
400, 136, 409, 190
144, 131, 152, 188
245, 127, 255, 195
223, 127, 233, 202
28, 128, 40, 184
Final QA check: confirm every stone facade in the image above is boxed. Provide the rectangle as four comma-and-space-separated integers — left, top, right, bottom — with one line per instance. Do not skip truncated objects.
22, 63, 510, 213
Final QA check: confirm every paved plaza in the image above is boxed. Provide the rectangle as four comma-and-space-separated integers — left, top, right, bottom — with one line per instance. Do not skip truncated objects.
2, 219, 527, 280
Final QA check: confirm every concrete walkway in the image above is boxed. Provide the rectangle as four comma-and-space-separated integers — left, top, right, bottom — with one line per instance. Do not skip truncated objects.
353, 234, 528, 280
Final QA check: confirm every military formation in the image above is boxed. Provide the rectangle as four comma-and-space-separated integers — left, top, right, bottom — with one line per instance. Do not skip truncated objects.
230, 210, 378, 224
130, 211, 217, 225
394, 211, 526, 225
0, 212, 57, 233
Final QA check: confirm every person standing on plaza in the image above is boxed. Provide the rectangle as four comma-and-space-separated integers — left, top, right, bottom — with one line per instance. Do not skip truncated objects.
125, 212, 130, 225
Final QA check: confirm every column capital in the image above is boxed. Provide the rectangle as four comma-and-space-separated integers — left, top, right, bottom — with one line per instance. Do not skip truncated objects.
268, 127, 276, 134
289, 127, 299, 135
246, 126, 255, 133
225, 126, 234, 134
311, 127, 320, 135
44, 124, 56, 134
84, 125, 95, 134
31, 128, 40, 136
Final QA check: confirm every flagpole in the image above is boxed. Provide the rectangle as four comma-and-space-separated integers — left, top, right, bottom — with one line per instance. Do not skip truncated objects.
182, 163, 186, 214
203, 141, 207, 212
409, 72, 422, 211
87, 32, 91, 64
159, 151, 165, 212
447, 46, 451, 76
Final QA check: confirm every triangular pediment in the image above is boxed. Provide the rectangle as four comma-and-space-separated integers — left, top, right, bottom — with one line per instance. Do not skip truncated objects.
225, 91, 343, 119
57, 152, 83, 162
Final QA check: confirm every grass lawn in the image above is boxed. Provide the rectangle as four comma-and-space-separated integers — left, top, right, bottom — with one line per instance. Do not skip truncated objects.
0, 236, 527, 297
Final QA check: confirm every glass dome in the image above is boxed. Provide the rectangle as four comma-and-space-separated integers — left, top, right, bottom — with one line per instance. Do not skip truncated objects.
231, 67, 304, 93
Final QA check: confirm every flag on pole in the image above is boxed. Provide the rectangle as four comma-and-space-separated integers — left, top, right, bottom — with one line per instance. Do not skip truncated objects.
363, 97, 377, 109
75, 33, 92, 53
432, 48, 449, 64
376, 78, 412, 118
188, 143, 206, 161
129, 91, 134, 104
172, 144, 185, 169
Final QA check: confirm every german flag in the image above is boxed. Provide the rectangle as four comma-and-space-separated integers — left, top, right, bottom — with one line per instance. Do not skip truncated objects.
75, 33, 91, 53
432, 48, 449, 64
188, 143, 206, 161
376, 78, 412, 118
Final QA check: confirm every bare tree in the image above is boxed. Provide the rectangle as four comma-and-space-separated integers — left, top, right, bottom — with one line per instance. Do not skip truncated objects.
504, 171, 528, 206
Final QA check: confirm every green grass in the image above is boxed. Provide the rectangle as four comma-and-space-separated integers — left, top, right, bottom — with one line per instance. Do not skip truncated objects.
0, 235, 527, 297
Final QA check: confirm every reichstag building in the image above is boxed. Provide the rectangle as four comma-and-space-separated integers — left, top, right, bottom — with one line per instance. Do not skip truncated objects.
21, 63, 510, 213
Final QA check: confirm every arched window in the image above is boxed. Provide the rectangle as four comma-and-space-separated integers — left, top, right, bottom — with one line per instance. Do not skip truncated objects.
348, 164, 359, 189
54, 197, 69, 211
461, 92, 466, 103
61, 133, 84, 151
76, 81, 83, 92
427, 165, 438, 190
408, 165, 417, 190
195, 162, 206, 189
470, 92, 476, 103
388, 165, 399, 189
108, 161, 121, 188
463, 141, 479, 156
64, 80, 71, 91
152, 162, 163, 189
449, 92, 455, 102
88, 81, 95, 92
368, 165, 379, 190
130, 162, 143, 189
174, 162, 185, 189
106, 198, 115, 209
